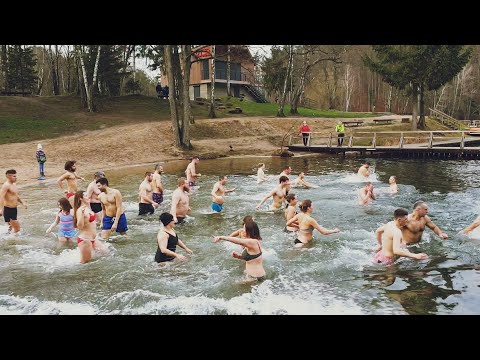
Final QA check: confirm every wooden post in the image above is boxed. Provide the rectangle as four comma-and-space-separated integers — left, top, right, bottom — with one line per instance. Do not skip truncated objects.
428, 132, 433, 148
460, 131, 465, 150
328, 133, 332, 147
307, 132, 311, 147
348, 134, 353, 147
372, 133, 377, 148
399, 132, 404, 148
289, 134, 292, 146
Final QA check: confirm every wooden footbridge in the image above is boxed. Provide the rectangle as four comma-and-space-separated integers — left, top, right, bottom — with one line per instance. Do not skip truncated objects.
288, 131, 480, 159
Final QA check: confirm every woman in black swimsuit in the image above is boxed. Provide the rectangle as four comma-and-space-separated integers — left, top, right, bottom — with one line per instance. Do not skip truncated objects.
155, 212, 193, 264
214, 221, 266, 281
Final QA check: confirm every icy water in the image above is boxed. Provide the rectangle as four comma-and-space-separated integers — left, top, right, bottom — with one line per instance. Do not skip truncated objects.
1, 156, 480, 315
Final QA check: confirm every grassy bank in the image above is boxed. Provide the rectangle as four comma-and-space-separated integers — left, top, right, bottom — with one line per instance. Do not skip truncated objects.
0, 94, 379, 144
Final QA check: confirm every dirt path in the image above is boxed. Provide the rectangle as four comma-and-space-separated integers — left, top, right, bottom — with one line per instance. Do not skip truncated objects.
0, 115, 407, 187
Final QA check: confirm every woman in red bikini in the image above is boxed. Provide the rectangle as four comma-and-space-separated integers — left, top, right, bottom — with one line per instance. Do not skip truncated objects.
73, 190, 97, 264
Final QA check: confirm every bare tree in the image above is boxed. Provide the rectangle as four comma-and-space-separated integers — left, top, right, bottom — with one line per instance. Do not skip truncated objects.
277, 45, 293, 117
76, 45, 101, 112
209, 45, 216, 118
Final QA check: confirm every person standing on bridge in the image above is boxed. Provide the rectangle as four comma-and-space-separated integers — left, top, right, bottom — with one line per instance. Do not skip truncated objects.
299, 121, 311, 146
335, 121, 345, 147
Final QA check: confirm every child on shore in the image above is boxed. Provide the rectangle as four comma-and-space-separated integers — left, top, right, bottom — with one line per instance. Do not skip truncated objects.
36, 144, 47, 180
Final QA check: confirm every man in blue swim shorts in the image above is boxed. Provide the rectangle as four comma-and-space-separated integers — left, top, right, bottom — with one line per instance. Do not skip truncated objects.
97, 177, 128, 239
211, 175, 236, 213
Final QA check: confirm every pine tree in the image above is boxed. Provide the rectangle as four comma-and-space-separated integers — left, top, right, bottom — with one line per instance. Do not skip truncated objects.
7, 45, 37, 94
363, 45, 472, 129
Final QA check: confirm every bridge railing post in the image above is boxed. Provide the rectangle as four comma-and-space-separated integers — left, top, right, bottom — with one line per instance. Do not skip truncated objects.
348, 134, 353, 147
307, 132, 311, 146
328, 133, 332, 147
428, 132, 433, 148
461, 131, 465, 150
399, 132, 404, 148
372, 133, 377, 148
289, 135, 292, 146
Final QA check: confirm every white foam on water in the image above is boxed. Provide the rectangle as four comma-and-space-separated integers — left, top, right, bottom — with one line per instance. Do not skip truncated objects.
100, 280, 365, 315
0, 294, 97, 315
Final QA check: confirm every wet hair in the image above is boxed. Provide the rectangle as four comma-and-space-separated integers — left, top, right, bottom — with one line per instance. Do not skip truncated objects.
159, 212, 174, 226
73, 191, 85, 227
145, 172, 153, 177
413, 200, 427, 210
94, 171, 105, 179
178, 177, 186, 186
245, 221, 262, 240
286, 193, 297, 204
5, 169, 16, 175
241, 215, 254, 225
219, 175, 226, 181
279, 175, 289, 184
64, 160, 76, 171
155, 163, 163, 171
96, 177, 109, 186
365, 182, 372, 186
284, 166, 292, 171
192, 156, 200, 160
257, 163, 265, 168
299, 199, 312, 212
390, 175, 396, 181
364, 162, 371, 166
58, 197, 72, 212
394, 208, 408, 218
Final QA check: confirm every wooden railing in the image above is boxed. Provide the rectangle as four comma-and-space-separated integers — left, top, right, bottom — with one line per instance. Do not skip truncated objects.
289, 130, 477, 150
429, 108, 466, 130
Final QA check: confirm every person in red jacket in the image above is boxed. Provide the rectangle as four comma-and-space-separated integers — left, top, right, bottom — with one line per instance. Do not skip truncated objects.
298, 121, 311, 146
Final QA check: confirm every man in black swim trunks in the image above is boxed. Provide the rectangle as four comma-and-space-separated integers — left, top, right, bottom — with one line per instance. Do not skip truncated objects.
0, 169, 27, 234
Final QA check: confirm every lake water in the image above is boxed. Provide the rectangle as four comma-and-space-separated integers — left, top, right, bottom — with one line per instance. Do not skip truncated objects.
1, 155, 479, 314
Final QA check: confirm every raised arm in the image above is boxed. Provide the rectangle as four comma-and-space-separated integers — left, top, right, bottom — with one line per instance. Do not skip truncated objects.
393, 228, 428, 259
310, 218, 340, 235
229, 228, 242, 237
256, 189, 274, 209
213, 235, 255, 248
463, 216, 480, 234
425, 215, 448, 239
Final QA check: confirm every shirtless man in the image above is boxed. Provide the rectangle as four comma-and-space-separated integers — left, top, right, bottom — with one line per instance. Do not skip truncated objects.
279, 166, 292, 178
256, 176, 290, 211
170, 177, 191, 224
401, 201, 448, 245
152, 164, 164, 205
358, 182, 376, 205
290, 172, 319, 189
211, 175, 236, 212
86, 171, 105, 223
185, 156, 201, 187
57, 160, 85, 206
374, 208, 428, 265
357, 162, 371, 178
0, 169, 27, 234
389, 176, 398, 194
96, 177, 128, 239
138, 172, 159, 216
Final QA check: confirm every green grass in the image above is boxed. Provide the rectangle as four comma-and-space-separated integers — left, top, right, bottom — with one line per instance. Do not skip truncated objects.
217, 97, 379, 118
0, 94, 379, 144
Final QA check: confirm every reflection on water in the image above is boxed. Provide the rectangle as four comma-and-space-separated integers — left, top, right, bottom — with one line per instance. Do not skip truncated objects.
1, 156, 480, 314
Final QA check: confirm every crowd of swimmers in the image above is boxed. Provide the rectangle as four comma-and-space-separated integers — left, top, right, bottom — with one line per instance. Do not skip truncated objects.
1, 157, 479, 281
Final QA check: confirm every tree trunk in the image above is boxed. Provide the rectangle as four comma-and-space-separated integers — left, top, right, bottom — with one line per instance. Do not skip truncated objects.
1, 45, 8, 92
411, 85, 418, 131
418, 82, 426, 129
277, 45, 293, 117
164, 45, 191, 149
209, 45, 216, 118
226, 45, 231, 97
48, 45, 59, 95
